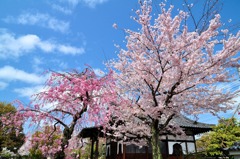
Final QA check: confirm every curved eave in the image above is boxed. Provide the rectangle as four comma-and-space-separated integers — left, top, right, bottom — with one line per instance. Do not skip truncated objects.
173, 115, 214, 135
79, 126, 104, 138
181, 126, 212, 135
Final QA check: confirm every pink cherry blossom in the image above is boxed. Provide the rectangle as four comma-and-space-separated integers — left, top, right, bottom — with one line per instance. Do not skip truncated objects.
107, 1, 240, 159
1, 67, 116, 158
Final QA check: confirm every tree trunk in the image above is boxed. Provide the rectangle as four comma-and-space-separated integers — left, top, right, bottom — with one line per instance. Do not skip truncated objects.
151, 120, 163, 159
54, 151, 65, 159
55, 127, 72, 159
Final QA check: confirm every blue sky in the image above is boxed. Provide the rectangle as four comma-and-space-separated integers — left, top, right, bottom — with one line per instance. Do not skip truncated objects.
0, 0, 239, 123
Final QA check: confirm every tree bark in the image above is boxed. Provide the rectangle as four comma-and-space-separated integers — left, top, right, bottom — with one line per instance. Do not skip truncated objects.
55, 127, 73, 159
151, 120, 163, 159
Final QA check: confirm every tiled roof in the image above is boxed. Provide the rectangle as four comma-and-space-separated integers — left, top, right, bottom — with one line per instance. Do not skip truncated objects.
79, 126, 104, 138
172, 115, 214, 129
170, 115, 214, 135
229, 141, 240, 151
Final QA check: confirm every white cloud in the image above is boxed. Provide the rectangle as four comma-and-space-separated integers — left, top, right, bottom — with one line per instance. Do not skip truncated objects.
60, 0, 108, 8
4, 13, 69, 33
0, 81, 8, 90
0, 30, 85, 59
37, 41, 56, 52
58, 44, 85, 54
82, 0, 109, 8
59, 62, 69, 69
32, 57, 45, 73
51, 4, 72, 15
51, 0, 109, 15
14, 86, 58, 110
14, 85, 45, 98
93, 68, 105, 77
33, 57, 43, 65
62, 0, 81, 7
0, 66, 45, 84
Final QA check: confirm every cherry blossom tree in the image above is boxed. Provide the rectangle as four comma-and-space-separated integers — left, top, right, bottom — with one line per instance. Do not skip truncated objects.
27, 125, 62, 158
1, 68, 116, 159
108, 1, 240, 159
184, 0, 240, 33
0, 102, 25, 155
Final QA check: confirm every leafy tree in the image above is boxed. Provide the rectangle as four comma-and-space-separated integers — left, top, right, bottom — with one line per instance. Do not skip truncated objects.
0, 68, 116, 159
81, 141, 92, 159
107, 1, 240, 159
29, 148, 45, 159
197, 117, 240, 157
29, 126, 62, 159
0, 102, 25, 154
80, 138, 106, 159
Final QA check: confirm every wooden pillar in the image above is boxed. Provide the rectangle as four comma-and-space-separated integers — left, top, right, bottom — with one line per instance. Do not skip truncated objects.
91, 138, 95, 159
123, 144, 126, 159
185, 141, 188, 154
95, 138, 99, 159
193, 135, 197, 153
146, 146, 148, 159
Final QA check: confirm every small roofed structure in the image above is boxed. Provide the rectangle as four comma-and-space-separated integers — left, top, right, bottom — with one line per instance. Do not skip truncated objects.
79, 126, 104, 159
80, 126, 104, 138
227, 141, 240, 159
79, 115, 213, 159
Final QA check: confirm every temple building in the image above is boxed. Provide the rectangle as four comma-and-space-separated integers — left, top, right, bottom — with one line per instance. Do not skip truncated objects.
79, 115, 213, 159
